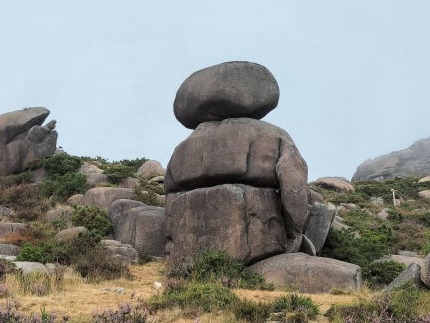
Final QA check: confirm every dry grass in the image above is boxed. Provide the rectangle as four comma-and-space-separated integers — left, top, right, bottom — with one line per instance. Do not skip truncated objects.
0, 261, 365, 322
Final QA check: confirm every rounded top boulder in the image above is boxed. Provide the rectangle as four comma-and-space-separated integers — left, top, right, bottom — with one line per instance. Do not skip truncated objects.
174, 61, 280, 129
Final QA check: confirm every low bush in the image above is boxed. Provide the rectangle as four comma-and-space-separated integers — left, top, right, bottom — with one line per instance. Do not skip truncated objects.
42, 153, 82, 177
0, 300, 58, 322
93, 302, 149, 323
16, 240, 68, 264
71, 205, 112, 239
41, 172, 87, 202
103, 163, 135, 184
363, 260, 406, 288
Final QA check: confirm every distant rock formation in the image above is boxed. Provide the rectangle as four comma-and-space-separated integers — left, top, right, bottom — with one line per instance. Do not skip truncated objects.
0, 107, 57, 175
352, 137, 430, 181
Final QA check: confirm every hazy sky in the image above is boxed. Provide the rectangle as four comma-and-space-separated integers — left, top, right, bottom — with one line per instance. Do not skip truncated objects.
1, 1, 429, 181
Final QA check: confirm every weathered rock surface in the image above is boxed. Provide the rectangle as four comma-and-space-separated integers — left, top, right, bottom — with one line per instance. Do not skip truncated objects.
0, 107, 57, 175
0, 244, 20, 256
81, 187, 134, 208
78, 162, 109, 185
166, 184, 287, 264
109, 199, 166, 257
352, 137, 430, 181
0, 206, 16, 219
42, 206, 73, 224
136, 160, 166, 179
386, 263, 424, 291
54, 226, 89, 242
174, 61, 280, 129
0, 223, 26, 238
101, 239, 138, 265
418, 190, 430, 200
67, 194, 84, 206
420, 252, 430, 287
13, 261, 48, 274
381, 254, 424, 268
314, 177, 355, 192
304, 202, 336, 253
249, 253, 362, 293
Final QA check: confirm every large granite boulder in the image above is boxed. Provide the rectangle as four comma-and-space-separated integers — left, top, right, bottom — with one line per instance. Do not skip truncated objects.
249, 253, 362, 293
174, 61, 279, 129
166, 184, 287, 264
109, 199, 166, 257
386, 263, 424, 291
0, 107, 57, 175
80, 187, 134, 208
314, 177, 355, 192
78, 162, 109, 185
101, 240, 138, 265
136, 160, 166, 179
352, 137, 430, 181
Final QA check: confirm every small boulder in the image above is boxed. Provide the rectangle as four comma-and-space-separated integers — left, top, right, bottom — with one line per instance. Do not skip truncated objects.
78, 162, 109, 185
174, 61, 280, 129
418, 190, 430, 200
43, 206, 73, 224
54, 226, 89, 242
101, 240, 138, 265
0, 223, 26, 238
420, 252, 430, 287
249, 253, 362, 293
376, 209, 390, 220
0, 244, 20, 256
81, 187, 134, 208
67, 194, 84, 206
304, 202, 336, 253
13, 261, 48, 274
136, 160, 166, 179
418, 176, 430, 183
314, 177, 355, 193
307, 189, 324, 205
386, 263, 424, 291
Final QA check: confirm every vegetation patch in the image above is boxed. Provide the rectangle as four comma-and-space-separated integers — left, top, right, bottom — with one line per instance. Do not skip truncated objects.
71, 205, 112, 239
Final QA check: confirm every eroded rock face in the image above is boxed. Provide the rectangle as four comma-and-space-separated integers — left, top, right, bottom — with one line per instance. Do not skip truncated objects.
109, 199, 166, 257
249, 253, 362, 293
352, 137, 430, 181
166, 184, 287, 264
174, 61, 279, 129
0, 108, 58, 175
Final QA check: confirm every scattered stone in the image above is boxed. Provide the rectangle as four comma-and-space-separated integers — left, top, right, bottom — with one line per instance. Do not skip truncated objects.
109, 199, 166, 258
0, 107, 57, 176
0, 244, 20, 256
385, 263, 424, 291
174, 61, 279, 129
81, 187, 134, 208
304, 202, 336, 253
101, 240, 138, 265
136, 160, 166, 179
418, 190, 430, 200
54, 226, 89, 242
376, 209, 390, 220
13, 261, 48, 274
314, 177, 355, 193
249, 253, 362, 293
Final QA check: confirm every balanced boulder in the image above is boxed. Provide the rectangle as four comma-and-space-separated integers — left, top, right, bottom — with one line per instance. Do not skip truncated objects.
174, 61, 279, 129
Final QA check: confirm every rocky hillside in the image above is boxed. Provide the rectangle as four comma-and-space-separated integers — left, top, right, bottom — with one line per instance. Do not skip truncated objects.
352, 136, 430, 181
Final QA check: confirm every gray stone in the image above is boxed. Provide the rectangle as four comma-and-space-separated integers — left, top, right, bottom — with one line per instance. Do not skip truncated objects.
13, 261, 48, 273
419, 176, 430, 183
174, 61, 279, 129
67, 194, 84, 206
314, 177, 355, 193
307, 189, 324, 205
0, 244, 20, 256
0, 107, 57, 176
118, 177, 140, 189
101, 240, 138, 265
376, 209, 390, 220
0, 223, 26, 237
386, 263, 424, 291
78, 162, 109, 185
136, 160, 166, 179
352, 137, 430, 181
304, 202, 336, 253
299, 235, 316, 256
418, 190, 430, 200
81, 187, 134, 208
380, 254, 424, 268
54, 226, 89, 242
249, 253, 362, 293
166, 184, 287, 264
420, 252, 430, 287
43, 206, 73, 224
109, 199, 166, 257
149, 176, 164, 184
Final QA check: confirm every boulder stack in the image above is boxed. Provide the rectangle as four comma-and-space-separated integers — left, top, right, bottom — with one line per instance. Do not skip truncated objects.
165, 61, 309, 263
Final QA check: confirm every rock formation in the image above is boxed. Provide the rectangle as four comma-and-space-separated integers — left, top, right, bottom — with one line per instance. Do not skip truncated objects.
165, 61, 309, 264
352, 137, 430, 181
0, 107, 58, 175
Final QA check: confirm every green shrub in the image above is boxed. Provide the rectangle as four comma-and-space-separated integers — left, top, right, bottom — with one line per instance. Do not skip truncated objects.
148, 282, 238, 314
363, 260, 406, 288
231, 299, 271, 323
134, 179, 165, 207
73, 245, 131, 282
119, 158, 148, 172
103, 164, 135, 184
41, 172, 87, 201
43, 153, 82, 176
71, 205, 112, 239
174, 249, 269, 290
16, 241, 69, 264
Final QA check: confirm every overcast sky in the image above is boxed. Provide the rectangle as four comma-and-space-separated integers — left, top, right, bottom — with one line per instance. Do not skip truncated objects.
1, 1, 429, 181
